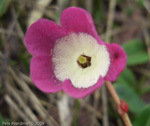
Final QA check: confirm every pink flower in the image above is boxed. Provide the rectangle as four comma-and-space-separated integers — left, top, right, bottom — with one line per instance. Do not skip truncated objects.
24, 7, 127, 98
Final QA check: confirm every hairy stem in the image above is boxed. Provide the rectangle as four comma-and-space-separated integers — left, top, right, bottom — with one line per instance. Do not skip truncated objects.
105, 81, 132, 126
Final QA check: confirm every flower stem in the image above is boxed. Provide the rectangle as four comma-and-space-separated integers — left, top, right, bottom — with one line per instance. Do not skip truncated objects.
105, 81, 132, 126
73, 99, 80, 126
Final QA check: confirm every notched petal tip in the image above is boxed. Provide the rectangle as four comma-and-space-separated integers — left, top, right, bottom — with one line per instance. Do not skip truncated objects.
104, 43, 127, 81
60, 7, 104, 44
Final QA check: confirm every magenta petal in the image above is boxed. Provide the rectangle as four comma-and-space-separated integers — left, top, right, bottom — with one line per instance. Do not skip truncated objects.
25, 19, 67, 56
63, 77, 104, 98
30, 56, 62, 92
104, 43, 127, 81
60, 7, 103, 44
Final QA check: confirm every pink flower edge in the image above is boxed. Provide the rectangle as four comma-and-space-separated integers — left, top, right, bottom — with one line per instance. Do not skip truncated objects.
60, 7, 104, 44
63, 77, 104, 98
104, 43, 127, 81
30, 56, 62, 93
24, 19, 67, 56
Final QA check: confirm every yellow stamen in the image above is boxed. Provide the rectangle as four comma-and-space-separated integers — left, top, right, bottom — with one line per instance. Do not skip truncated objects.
78, 55, 87, 64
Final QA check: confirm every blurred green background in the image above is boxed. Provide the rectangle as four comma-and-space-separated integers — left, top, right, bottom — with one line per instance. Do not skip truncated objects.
0, 0, 150, 126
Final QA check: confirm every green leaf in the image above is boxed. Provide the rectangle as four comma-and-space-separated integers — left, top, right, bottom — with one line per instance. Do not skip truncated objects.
127, 52, 149, 65
114, 84, 145, 114
146, 116, 150, 126
133, 105, 150, 126
140, 86, 150, 95
117, 67, 135, 86
122, 39, 149, 66
0, 0, 12, 17
135, 75, 147, 95
123, 39, 144, 54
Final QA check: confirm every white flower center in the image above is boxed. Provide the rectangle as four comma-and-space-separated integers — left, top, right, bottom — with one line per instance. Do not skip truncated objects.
52, 33, 110, 88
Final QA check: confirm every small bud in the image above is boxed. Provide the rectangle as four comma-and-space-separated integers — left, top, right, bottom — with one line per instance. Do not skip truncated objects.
120, 100, 128, 113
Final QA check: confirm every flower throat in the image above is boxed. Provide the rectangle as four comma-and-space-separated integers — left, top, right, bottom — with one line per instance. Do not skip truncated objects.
77, 55, 91, 68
